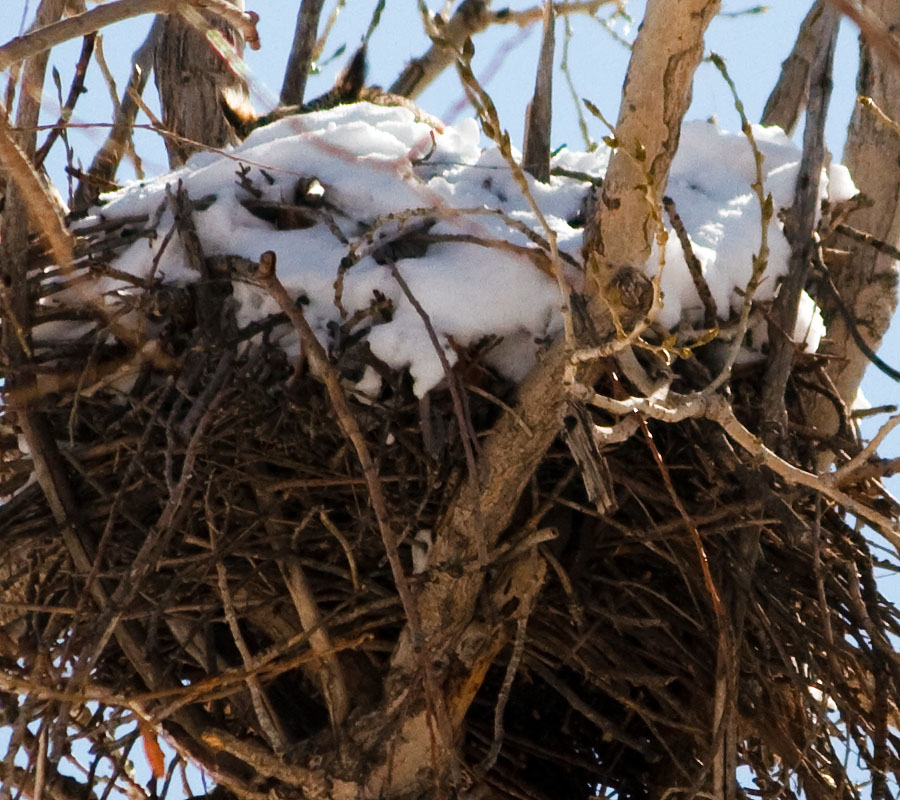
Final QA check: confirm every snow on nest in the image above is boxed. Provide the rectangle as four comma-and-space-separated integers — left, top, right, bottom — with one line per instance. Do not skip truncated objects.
76, 103, 853, 397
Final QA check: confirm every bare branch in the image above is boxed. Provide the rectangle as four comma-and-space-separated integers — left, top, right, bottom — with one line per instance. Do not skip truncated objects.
522, 0, 555, 182
0, 0, 260, 73
760, 3, 839, 444
73, 19, 161, 210
760, 0, 827, 133
280, 0, 326, 106
583, 0, 720, 321
391, 0, 613, 99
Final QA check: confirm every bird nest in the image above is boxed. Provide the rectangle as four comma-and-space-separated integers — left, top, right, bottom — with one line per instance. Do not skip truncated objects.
2, 209, 900, 800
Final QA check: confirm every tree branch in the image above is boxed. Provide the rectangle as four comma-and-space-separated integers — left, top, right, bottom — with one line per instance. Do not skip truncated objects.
760, 0, 827, 134
760, 3, 839, 444
521, 0, 555, 182
280, 0, 326, 106
582, 0, 720, 323
0, 0, 260, 72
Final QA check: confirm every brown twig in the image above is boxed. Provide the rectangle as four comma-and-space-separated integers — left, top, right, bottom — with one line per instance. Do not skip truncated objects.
34, 33, 96, 169
252, 251, 422, 642
662, 196, 717, 328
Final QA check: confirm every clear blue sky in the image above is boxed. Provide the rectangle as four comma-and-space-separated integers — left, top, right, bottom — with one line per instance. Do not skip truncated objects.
2, 1, 899, 795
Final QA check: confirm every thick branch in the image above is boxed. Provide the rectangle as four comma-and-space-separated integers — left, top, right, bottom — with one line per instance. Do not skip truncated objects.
760, 4, 838, 444
811, 0, 900, 436
153, 0, 251, 167
583, 0, 720, 316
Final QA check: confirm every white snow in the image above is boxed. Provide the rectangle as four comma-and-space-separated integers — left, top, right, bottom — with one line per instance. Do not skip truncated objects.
72, 104, 853, 397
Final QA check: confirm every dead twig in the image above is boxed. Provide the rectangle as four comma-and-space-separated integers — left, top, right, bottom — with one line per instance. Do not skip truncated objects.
662, 196, 717, 328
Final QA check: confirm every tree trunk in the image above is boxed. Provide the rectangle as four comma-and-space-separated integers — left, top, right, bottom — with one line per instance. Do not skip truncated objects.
811, 0, 900, 437
153, 0, 250, 167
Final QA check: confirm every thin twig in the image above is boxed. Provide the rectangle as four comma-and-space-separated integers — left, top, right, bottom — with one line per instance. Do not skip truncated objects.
662, 196, 717, 328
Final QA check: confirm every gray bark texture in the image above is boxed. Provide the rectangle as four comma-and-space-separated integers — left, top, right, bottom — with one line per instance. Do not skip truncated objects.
811, 0, 900, 436
153, 0, 250, 167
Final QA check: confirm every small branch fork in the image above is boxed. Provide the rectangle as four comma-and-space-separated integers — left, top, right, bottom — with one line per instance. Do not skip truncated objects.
566, 380, 900, 549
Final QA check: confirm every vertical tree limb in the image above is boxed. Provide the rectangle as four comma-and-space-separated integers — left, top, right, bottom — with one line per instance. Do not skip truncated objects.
153, 0, 250, 166
760, 0, 827, 134
582, 0, 720, 324
521, 0, 555, 182
280, 0, 326, 106
811, 0, 900, 437
760, 4, 839, 444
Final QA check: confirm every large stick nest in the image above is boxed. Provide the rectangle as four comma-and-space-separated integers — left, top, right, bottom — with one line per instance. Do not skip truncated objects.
2, 207, 900, 800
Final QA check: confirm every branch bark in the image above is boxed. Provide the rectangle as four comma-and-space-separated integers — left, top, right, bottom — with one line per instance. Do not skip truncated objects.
153, 0, 251, 167
280, 0, 326, 106
375, 0, 720, 792
0, 0, 260, 72
760, 0, 828, 134
811, 0, 900, 437
582, 0, 720, 321
521, 1, 555, 183
760, 4, 839, 444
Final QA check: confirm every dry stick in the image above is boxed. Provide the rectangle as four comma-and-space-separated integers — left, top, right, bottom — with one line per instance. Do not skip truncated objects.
0, 0, 260, 71
835, 220, 900, 261
662, 196, 717, 328
281, 0, 327, 105
569, 383, 900, 547
209, 497, 288, 756
760, 0, 827, 134
521, 0, 555, 183
34, 34, 96, 169
760, 5, 838, 446
386, 259, 486, 563
252, 251, 421, 642
253, 251, 460, 775
74, 20, 161, 208
636, 414, 731, 797
280, 558, 351, 727
833, 414, 900, 486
